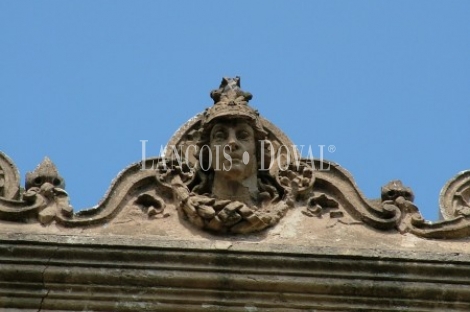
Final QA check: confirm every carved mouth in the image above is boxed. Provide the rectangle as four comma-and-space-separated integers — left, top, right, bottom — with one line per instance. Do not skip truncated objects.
228, 155, 244, 162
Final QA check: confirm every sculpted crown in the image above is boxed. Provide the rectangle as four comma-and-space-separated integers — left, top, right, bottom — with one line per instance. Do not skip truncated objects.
204, 77, 264, 134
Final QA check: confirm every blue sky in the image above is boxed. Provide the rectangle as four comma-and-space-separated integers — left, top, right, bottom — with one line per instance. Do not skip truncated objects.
1, 1, 469, 220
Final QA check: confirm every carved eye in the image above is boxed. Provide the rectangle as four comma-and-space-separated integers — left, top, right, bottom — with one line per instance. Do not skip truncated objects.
212, 130, 226, 141
403, 191, 412, 199
387, 190, 396, 198
53, 178, 61, 186
34, 177, 43, 185
237, 130, 250, 140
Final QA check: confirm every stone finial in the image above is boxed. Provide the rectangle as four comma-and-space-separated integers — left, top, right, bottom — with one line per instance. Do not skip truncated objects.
23, 157, 72, 225
380, 180, 414, 202
25, 157, 65, 190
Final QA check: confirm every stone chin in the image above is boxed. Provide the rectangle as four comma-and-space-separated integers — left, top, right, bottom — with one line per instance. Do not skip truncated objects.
215, 158, 256, 181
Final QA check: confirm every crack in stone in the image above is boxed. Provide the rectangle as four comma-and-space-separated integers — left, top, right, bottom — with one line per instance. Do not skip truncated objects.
37, 246, 59, 312
248, 276, 259, 283
37, 289, 50, 312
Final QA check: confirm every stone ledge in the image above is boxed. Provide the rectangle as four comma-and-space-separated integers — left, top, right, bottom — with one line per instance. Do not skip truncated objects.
1, 234, 469, 311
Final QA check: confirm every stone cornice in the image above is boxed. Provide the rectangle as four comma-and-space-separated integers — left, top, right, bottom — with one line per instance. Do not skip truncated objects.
1, 234, 470, 311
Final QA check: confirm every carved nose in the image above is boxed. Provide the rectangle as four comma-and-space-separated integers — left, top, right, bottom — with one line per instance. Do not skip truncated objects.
227, 133, 240, 149
227, 137, 239, 150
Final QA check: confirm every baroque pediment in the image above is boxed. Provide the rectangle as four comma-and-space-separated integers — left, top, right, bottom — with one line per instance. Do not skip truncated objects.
1, 77, 470, 240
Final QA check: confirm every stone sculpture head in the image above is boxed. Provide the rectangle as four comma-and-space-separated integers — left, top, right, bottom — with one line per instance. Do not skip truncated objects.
209, 119, 257, 182
160, 77, 298, 233
192, 77, 279, 205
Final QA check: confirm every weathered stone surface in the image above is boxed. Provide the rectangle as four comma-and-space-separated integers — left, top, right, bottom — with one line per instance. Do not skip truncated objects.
1, 77, 470, 311
440, 170, 470, 219
1, 233, 470, 311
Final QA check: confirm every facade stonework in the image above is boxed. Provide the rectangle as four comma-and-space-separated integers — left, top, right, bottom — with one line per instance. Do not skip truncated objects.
1, 78, 470, 311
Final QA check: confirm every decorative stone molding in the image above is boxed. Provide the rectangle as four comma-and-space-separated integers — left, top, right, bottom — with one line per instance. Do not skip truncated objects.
0, 151, 20, 200
1, 77, 470, 239
440, 170, 470, 219
1, 77, 470, 311
1, 234, 469, 311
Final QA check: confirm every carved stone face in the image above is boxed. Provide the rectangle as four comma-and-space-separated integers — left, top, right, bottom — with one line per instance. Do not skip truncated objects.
209, 120, 257, 182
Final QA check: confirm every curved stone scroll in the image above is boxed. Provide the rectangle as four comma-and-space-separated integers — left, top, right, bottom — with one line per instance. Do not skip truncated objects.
310, 159, 401, 230
394, 170, 470, 239
0, 154, 169, 227
304, 162, 470, 239
54, 157, 170, 227
362, 172, 470, 239
440, 170, 470, 219
0, 154, 54, 223
0, 151, 47, 222
0, 151, 21, 200
0, 195, 47, 223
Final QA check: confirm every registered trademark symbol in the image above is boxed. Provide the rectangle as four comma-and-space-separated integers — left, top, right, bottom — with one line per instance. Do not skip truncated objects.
328, 145, 336, 153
